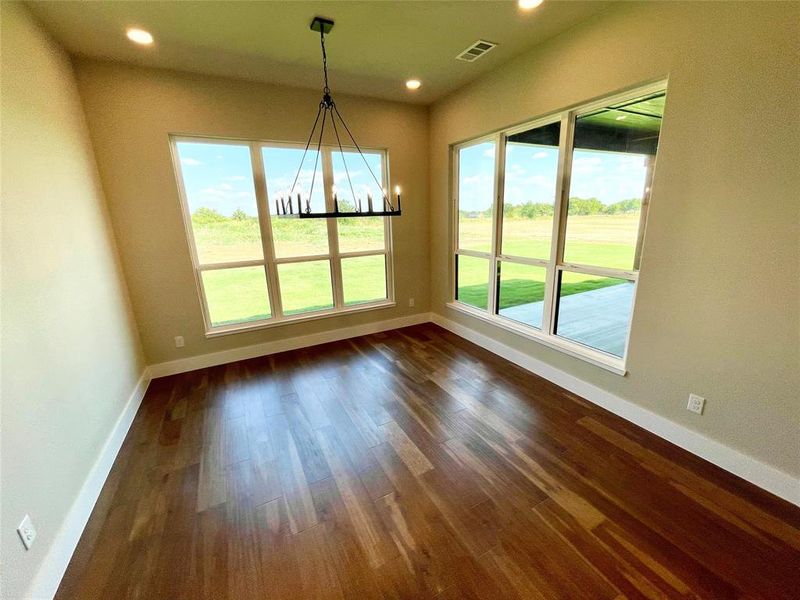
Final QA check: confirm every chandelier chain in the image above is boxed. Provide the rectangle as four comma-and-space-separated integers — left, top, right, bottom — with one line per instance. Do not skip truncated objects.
320, 29, 330, 95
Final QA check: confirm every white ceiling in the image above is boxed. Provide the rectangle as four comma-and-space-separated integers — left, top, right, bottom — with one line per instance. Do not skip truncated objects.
27, 0, 613, 105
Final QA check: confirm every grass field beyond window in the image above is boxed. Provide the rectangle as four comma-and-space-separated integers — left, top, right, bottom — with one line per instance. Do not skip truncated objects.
457, 213, 637, 310
194, 211, 387, 324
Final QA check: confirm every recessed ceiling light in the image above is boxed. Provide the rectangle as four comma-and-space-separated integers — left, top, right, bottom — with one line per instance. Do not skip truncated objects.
406, 79, 422, 90
126, 28, 154, 45
518, 0, 544, 9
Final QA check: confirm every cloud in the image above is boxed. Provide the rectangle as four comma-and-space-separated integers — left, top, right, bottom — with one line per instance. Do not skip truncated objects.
199, 187, 228, 197
523, 175, 553, 187
180, 157, 202, 167
463, 174, 491, 186
533, 151, 549, 159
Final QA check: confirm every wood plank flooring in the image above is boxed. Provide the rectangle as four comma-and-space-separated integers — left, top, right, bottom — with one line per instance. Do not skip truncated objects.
56, 324, 800, 599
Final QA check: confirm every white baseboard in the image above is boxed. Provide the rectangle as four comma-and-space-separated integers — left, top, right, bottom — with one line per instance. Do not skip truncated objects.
147, 312, 433, 379
430, 312, 800, 507
26, 371, 151, 600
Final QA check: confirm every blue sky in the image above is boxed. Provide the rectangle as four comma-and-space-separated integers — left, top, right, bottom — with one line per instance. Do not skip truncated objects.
176, 142, 384, 216
458, 141, 649, 212
176, 139, 647, 217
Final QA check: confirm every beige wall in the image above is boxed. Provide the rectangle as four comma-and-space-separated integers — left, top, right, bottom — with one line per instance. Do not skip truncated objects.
429, 1, 800, 477
0, 4, 145, 598
73, 60, 430, 366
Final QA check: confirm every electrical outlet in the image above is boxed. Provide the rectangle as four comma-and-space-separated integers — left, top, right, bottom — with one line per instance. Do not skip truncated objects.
17, 514, 36, 550
687, 393, 705, 415
408, 297, 415, 308
174, 336, 185, 348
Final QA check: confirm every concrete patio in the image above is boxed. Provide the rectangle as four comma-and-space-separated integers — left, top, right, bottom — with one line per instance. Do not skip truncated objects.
499, 281, 635, 357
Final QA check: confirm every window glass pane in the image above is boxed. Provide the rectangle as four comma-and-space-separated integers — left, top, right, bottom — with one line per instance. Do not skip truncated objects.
342, 255, 386, 306
563, 92, 665, 271
262, 147, 329, 258
176, 142, 262, 264
278, 260, 334, 315
458, 141, 495, 253
333, 150, 386, 253
555, 271, 634, 357
497, 262, 546, 330
502, 122, 560, 260
455, 254, 490, 310
201, 267, 270, 327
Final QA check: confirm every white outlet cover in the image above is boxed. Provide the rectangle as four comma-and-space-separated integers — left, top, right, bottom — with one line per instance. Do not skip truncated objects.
174, 335, 185, 348
408, 298, 415, 307
17, 514, 36, 550
687, 393, 706, 415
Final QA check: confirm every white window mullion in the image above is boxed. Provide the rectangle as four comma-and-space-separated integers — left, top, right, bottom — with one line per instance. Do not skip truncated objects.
542, 112, 575, 335
249, 143, 283, 319
322, 148, 344, 308
383, 151, 395, 304
488, 133, 504, 314
451, 147, 459, 302
496, 254, 549, 268
338, 249, 388, 259
560, 263, 638, 282
198, 259, 265, 271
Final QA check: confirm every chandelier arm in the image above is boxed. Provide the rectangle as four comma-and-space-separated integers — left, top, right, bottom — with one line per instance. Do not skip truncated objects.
307, 106, 328, 207
288, 102, 324, 199
330, 106, 358, 210
332, 104, 392, 209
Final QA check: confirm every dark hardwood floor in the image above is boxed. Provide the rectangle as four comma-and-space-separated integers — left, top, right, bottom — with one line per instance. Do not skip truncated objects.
56, 324, 800, 599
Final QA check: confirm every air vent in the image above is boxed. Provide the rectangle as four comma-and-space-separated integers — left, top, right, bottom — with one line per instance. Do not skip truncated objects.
456, 40, 497, 62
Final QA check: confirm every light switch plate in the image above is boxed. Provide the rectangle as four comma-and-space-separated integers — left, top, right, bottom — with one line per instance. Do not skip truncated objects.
17, 514, 36, 550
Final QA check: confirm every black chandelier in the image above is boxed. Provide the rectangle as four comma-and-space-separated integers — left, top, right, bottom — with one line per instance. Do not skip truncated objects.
275, 16, 401, 219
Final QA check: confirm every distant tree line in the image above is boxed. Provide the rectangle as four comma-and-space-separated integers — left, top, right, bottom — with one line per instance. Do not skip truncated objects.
191, 206, 248, 224
192, 197, 366, 223
460, 197, 641, 219
192, 196, 640, 225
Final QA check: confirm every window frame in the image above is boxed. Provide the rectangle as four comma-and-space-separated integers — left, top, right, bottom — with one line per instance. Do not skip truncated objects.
170, 134, 395, 337
449, 81, 666, 374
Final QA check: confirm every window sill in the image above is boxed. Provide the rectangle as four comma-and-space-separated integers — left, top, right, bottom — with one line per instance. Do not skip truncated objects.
445, 301, 627, 376
205, 300, 397, 338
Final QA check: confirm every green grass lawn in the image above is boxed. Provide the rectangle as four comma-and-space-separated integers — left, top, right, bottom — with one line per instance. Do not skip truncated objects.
459, 213, 639, 269
456, 214, 637, 310
192, 212, 636, 326
193, 215, 387, 325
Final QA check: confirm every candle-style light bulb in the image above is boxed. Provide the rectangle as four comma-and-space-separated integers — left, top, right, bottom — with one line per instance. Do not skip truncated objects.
395, 185, 401, 195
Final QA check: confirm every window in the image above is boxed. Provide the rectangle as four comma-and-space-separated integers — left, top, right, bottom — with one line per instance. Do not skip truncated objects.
172, 137, 393, 335
452, 83, 666, 371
